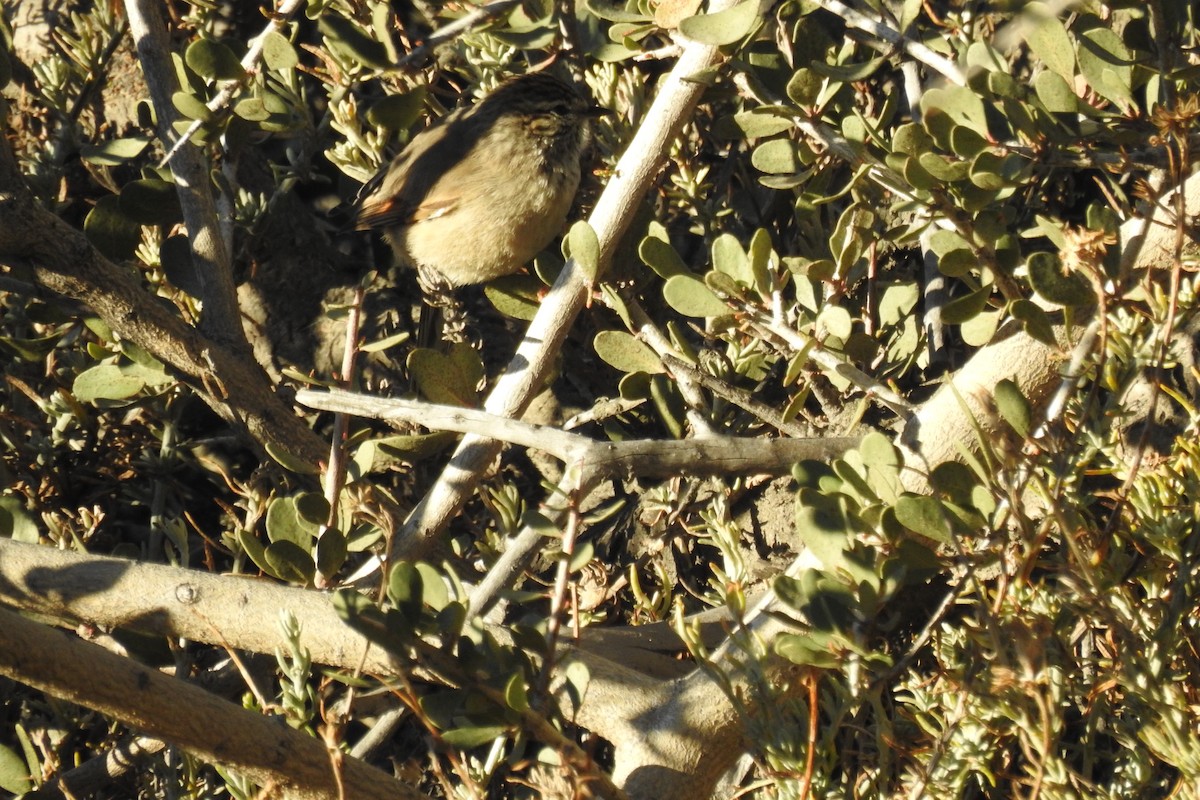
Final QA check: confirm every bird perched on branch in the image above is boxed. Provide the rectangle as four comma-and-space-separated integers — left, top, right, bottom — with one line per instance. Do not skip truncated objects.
356, 71, 604, 344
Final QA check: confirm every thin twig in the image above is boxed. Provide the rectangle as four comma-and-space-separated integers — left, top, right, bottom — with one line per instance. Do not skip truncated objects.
394, 1, 523, 70
746, 311, 915, 418
317, 285, 365, 588
30, 736, 166, 800
65, 18, 131, 124
616, 291, 718, 436
808, 0, 966, 87
1035, 318, 1101, 435
537, 479, 584, 698
295, 387, 858, 481
660, 353, 813, 438
160, 0, 308, 168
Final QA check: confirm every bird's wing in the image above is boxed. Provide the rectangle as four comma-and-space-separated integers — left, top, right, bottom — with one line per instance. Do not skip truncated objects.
354, 107, 473, 230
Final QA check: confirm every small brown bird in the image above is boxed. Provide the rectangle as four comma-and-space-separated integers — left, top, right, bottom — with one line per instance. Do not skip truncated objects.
356, 72, 603, 312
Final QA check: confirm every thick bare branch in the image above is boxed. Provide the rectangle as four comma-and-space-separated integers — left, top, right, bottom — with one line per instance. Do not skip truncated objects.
0, 538, 766, 799
0, 606, 424, 800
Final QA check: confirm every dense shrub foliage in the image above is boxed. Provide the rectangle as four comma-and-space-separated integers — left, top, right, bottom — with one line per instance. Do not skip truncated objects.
2, 1, 1200, 798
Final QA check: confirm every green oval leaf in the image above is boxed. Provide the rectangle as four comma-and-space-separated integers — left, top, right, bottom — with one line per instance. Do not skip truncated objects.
318, 14, 390, 69
316, 530, 348, 578
774, 631, 842, 668
415, 562, 450, 611
119, 179, 182, 226
265, 495, 319, 546
941, 285, 991, 324
901, 156, 937, 191
1028, 251, 1095, 306
504, 672, 530, 712
994, 378, 1032, 437
186, 38, 245, 81
84, 196, 141, 260
810, 56, 886, 82
171, 90, 215, 123
969, 150, 1018, 190
407, 345, 483, 406
0, 742, 33, 795
892, 122, 934, 156
353, 432, 454, 473
261, 30, 299, 71
263, 540, 316, 583
567, 220, 600, 282
920, 86, 989, 138
593, 330, 664, 374
388, 560, 424, 619
234, 96, 270, 121
893, 495, 953, 544
928, 461, 980, 504
664, 274, 729, 317
960, 309, 1001, 346
0, 496, 40, 544
712, 233, 751, 284
786, 68, 823, 106
295, 492, 331, 525
928, 229, 970, 257
1078, 26, 1133, 107
264, 441, 321, 475
1033, 70, 1079, 113
639, 236, 688, 278
584, 0, 652, 23
79, 135, 152, 166
718, 110, 794, 139
1010, 298, 1058, 346
817, 305, 853, 340
440, 726, 508, 749
238, 529, 269, 574
917, 152, 969, 182
752, 139, 804, 174
678, 1, 761, 45
367, 88, 428, 131
949, 125, 989, 159
73, 363, 146, 403
1026, 5, 1075, 81
485, 275, 542, 322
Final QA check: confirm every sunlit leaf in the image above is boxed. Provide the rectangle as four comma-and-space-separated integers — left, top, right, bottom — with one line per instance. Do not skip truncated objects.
665, 274, 729, 317
1025, 5, 1075, 81
678, 1, 761, 45
593, 330, 664, 374
185, 38, 245, 81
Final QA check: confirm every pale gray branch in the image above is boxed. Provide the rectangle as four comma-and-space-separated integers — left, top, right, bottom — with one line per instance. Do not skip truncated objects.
297, 388, 858, 481
747, 310, 915, 418
0, 539, 756, 799
809, 0, 967, 87
0, 602, 422, 800
124, 0, 243, 344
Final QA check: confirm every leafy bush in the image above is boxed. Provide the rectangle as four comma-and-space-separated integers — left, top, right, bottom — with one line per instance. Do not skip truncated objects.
1, 0, 1199, 798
